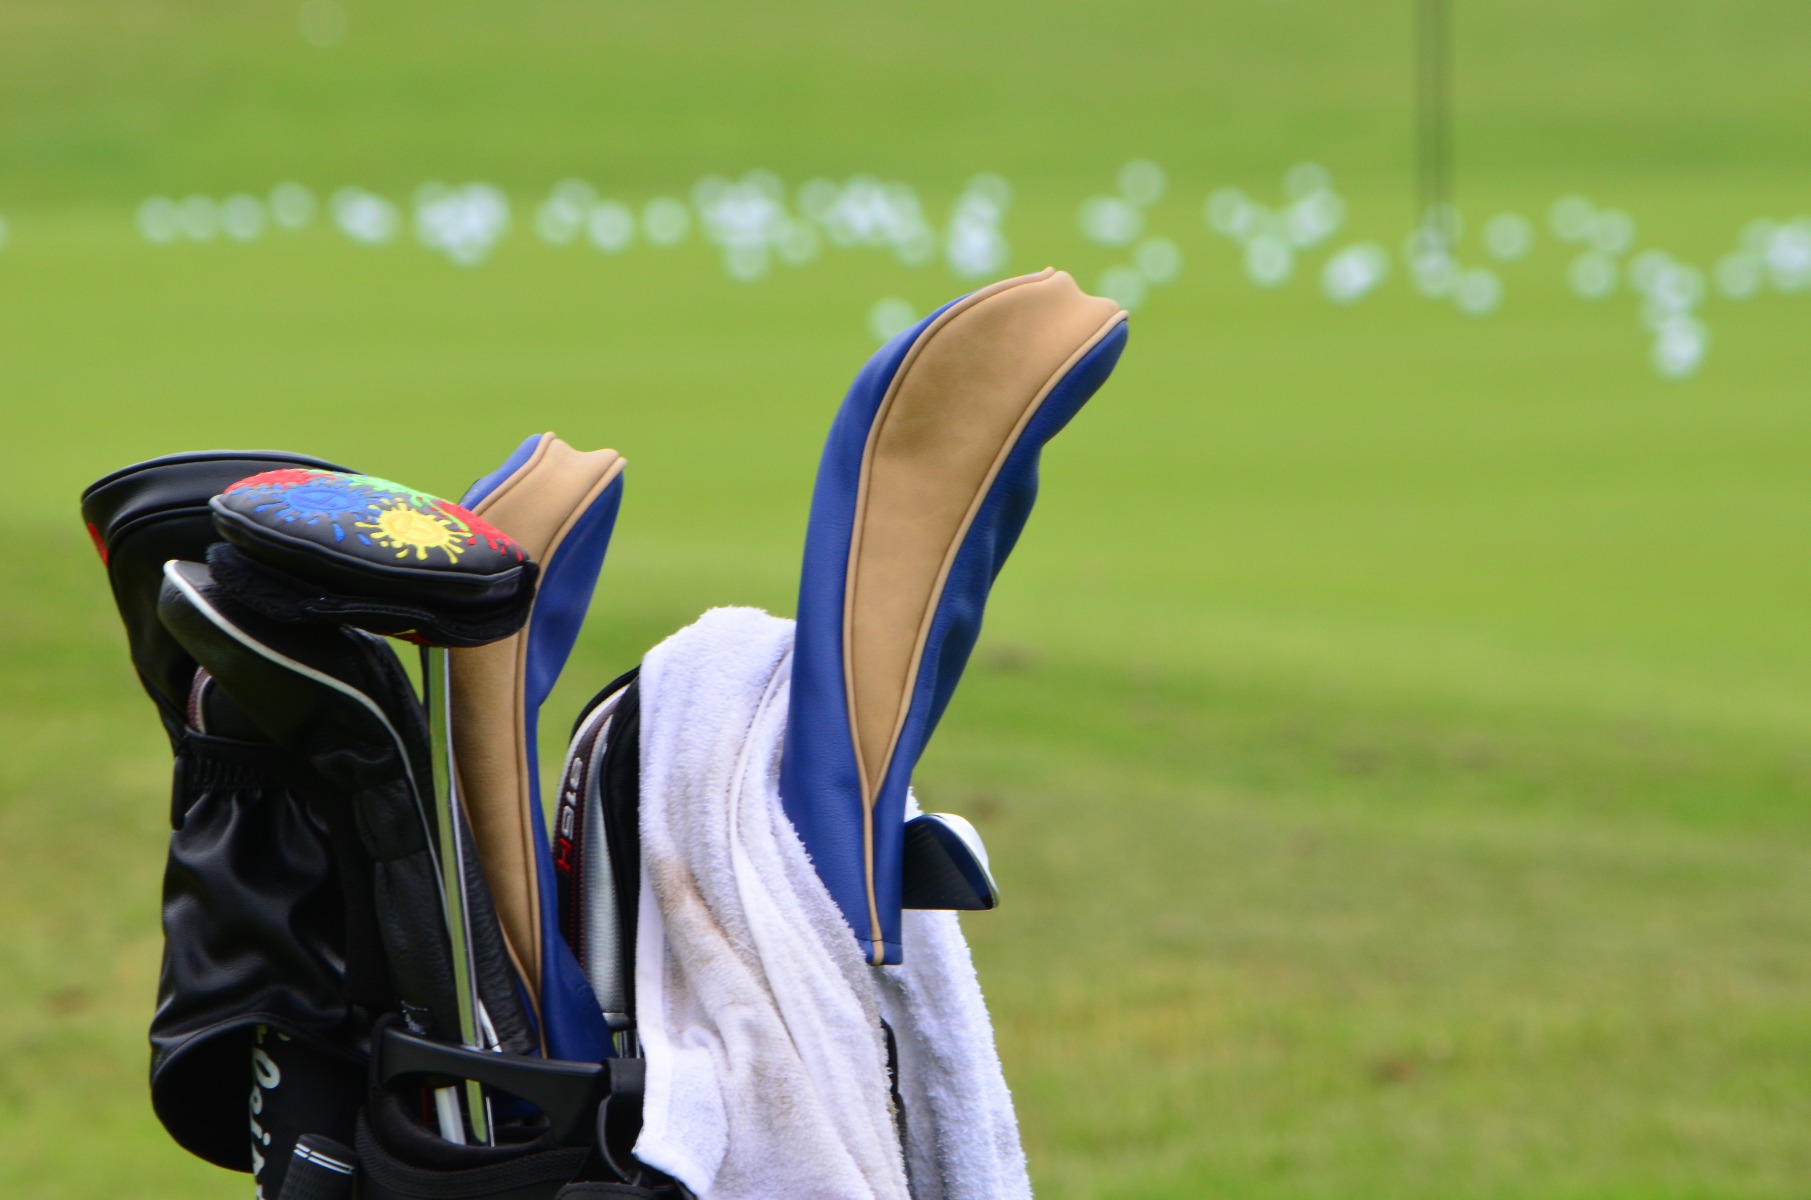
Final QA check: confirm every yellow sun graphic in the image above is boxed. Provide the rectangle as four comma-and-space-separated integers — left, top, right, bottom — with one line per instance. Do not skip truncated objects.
357, 504, 467, 563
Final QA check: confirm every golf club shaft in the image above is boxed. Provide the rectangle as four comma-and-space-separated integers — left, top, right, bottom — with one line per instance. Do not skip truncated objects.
424, 647, 492, 1145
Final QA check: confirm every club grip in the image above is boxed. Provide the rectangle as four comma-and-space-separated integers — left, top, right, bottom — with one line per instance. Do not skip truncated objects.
277, 1135, 358, 1200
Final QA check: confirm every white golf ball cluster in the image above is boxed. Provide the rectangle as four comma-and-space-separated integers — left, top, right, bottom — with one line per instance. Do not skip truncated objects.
1205, 162, 1349, 290
329, 188, 398, 245
1624, 250, 1708, 378
1083, 160, 1182, 311
136, 187, 315, 244
1481, 212, 1535, 262
1551, 194, 1639, 306
127, 173, 1002, 287
796, 175, 926, 263
867, 297, 921, 343
120, 164, 1802, 377
1321, 243, 1391, 305
692, 173, 809, 279
1541, 210, 1703, 375
413, 183, 511, 266
1717, 217, 1811, 299
1204, 175, 1809, 378
528, 171, 1009, 285
1403, 220, 1505, 318
941, 174, 1013, 280
533, 179, 694, 258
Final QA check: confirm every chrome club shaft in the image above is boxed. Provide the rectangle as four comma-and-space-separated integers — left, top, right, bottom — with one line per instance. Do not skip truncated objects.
425, 646, 492, 1145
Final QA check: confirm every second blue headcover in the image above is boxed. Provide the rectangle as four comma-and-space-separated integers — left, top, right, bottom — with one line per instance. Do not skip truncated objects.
781, 269, 1130, 965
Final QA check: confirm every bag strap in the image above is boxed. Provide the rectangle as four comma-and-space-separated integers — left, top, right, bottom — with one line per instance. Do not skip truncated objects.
359, 1021, 662, 1200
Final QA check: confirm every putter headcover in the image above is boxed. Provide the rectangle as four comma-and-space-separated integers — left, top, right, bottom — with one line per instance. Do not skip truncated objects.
80, 451, 351, 736
781, 268, 1129, 964
209, 469, 538, 645
449, 433, 626, 1062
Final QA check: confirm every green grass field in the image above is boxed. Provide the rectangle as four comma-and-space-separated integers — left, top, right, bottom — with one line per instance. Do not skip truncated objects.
3, 2, 1810, 1196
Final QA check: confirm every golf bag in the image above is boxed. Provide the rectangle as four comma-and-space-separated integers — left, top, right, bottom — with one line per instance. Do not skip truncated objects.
86, 451, 670, 1199
81, 268, 1127, 1199
83, 450, 373, 1184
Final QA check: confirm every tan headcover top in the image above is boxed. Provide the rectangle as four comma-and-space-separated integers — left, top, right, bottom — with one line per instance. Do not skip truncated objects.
449, 435, 625, 1019
843, 269, 1126, 951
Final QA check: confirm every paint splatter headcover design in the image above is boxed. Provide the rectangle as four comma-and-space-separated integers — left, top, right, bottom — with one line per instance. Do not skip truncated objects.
209, 469, 539, 646
221, 469, 524, 563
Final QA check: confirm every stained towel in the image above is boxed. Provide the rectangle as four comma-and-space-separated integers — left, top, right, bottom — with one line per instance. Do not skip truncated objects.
631, 606, 1031, 1200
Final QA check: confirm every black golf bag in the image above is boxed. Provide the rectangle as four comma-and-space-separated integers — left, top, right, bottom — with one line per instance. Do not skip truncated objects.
83, 450, 676, 1200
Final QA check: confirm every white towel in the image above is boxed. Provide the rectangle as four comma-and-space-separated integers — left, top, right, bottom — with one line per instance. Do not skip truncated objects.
874, 903, 1032, 1200
631, 607, 1031, 1200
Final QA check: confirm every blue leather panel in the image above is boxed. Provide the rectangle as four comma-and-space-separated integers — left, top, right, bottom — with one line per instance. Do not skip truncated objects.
782, 298, 1128, 964
462, 434, 543, 509
522, 476, 622, 1062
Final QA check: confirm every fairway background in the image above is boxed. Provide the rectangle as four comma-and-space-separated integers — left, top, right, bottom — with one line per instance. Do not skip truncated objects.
3, 3, 1810, 1196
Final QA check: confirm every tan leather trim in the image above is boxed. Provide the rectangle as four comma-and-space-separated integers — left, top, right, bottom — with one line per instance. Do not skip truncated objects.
840, 270, 1126, 961
449, 435, 626, 1026
455, 757, 539, 1000
874, 302, 1128, 776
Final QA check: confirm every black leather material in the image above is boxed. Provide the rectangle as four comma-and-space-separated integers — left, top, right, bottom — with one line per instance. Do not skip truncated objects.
210, 543, 540, 650
151, 724, 366, 1173
356, 1088, 589, 1200
363, 1021, 677, 1199
210, 469, 538, 645
156, 561, 534, 1058
251, 1024, 367, 1197
377, 1023, 627, 1148
82, 450, 370, 1174
80, 450, 351, 740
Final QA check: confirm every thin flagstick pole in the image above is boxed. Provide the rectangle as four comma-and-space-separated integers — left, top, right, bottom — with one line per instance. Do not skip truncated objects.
1437, 0, 1453, 246
1417, 0, 1455, 252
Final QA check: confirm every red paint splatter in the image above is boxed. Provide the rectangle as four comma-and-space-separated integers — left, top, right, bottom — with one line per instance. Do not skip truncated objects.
225, 468, 325, 493
436, 501, 525, 560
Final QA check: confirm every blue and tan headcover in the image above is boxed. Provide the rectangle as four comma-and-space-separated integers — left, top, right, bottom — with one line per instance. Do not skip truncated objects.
449, 434, 625, 1060
781, 269, 1129, 965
